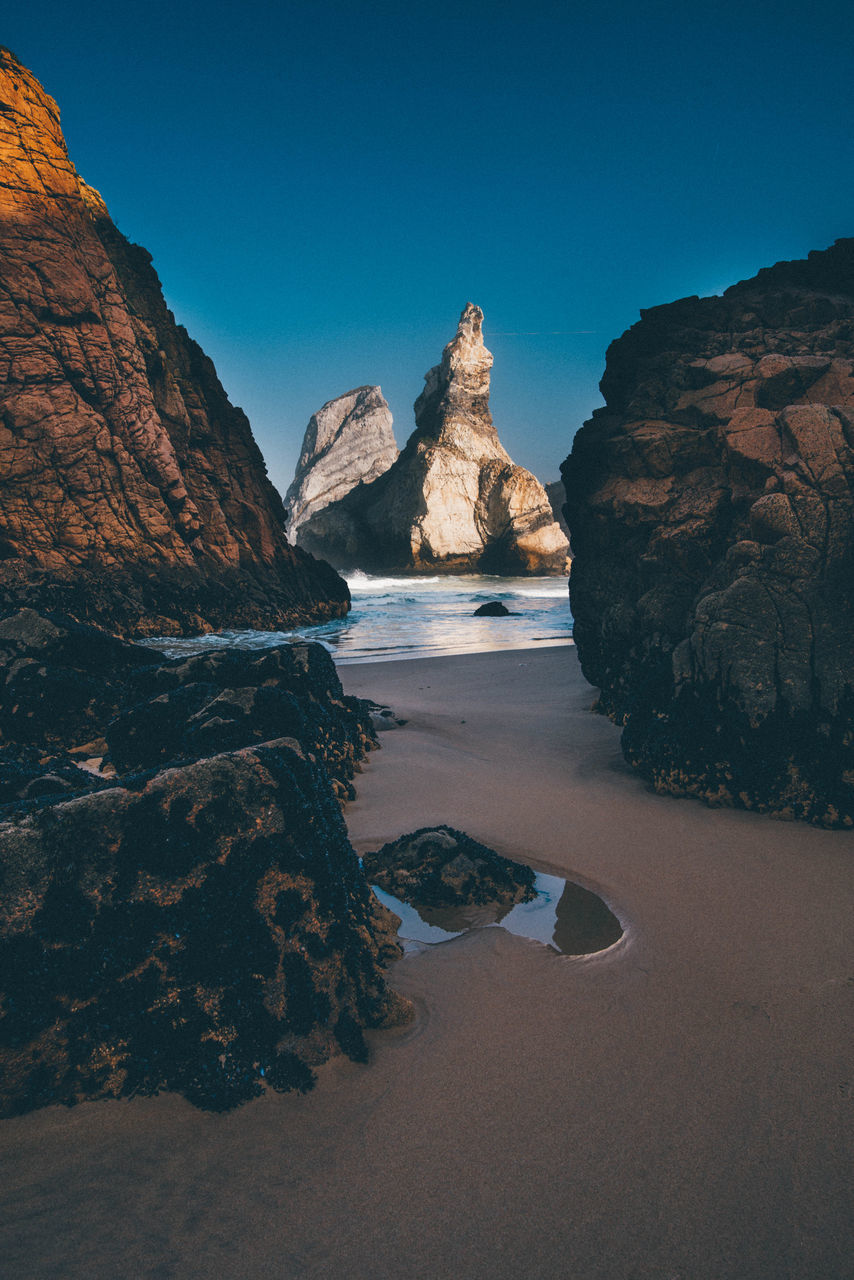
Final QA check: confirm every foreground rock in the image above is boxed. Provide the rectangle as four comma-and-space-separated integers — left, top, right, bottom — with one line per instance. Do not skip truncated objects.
285, 387, 399, 539
0, 609, 411, 1115
362, 826, 536, 909
563, 237, 854, 825
0, 49, 347, 636
295, 305, 570, 574
0, 609, 372, 804
0, 739, 408, 1116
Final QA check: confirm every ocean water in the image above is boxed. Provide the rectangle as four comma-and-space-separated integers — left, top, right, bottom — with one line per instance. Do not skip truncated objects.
144, 572, 573, 664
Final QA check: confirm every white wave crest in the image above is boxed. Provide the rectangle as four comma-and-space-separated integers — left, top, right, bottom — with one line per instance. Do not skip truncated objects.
346, 571, 444, 592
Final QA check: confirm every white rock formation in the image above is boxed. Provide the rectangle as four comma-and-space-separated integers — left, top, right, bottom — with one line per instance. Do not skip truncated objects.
296, 306, 570, 575
285, 386, 398, 539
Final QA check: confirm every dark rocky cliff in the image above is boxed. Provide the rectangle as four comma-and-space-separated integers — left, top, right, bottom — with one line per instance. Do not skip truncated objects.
0, 49, 347, 635
0, 610, 408, 1115
563, 238, 854, 825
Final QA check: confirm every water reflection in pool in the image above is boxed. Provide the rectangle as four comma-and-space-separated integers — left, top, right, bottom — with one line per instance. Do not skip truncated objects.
371, 871, 622, 956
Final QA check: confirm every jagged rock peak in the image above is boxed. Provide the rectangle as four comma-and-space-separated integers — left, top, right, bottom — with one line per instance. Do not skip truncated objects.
0, 50, 347, 635
563, 235, 854, 826
413, 302, 508, 458
294, 304, 570, 575
285, 386, 398, 538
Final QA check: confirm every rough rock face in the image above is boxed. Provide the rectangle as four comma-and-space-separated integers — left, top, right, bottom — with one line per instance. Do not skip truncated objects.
296, 305, 570, 574
563, 238, 854, 825
0, 609, 373, 807
285, 386, 398, 539
545, 480, 571, 541
0, 609, 411, 1115
0, 739, 406, 1116
0, 49, 347, 635
362, 826, 536, 910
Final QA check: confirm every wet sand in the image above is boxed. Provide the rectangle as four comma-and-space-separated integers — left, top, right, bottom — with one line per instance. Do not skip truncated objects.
2, 647, 852, 1278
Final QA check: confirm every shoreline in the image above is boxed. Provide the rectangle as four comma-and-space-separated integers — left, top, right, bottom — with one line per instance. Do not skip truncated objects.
1, 647, 852, 1278
334, 635, 574, 665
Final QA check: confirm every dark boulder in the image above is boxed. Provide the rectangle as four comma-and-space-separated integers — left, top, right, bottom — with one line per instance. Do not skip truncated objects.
473, 601, 512, 616
0, 739, 409, 1117
0, 609, 155, 750
362, 826, 536, 911
0, 608, 411, 1117
563, 237, 854, 825
0, 610, 375, 807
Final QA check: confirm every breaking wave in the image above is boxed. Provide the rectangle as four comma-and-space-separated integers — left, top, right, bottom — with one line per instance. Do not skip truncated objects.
144, 572, 573, 665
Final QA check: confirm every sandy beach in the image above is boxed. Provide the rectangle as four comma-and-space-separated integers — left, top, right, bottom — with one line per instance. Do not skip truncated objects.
2, 646, 852, 1279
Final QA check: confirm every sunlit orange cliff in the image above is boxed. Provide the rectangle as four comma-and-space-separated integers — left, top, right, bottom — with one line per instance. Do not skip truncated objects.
0, 47, 347, 634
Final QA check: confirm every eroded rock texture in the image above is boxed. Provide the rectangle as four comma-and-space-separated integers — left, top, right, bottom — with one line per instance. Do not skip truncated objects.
296, 305, 570, 574
362, 826, 536, 910
563, 238, 854, 825
0, 739, 406, 1116
0, 48, 347, 635
285, 386, 398, 539
0, 609, 410, 1114
0, 608, 374, 809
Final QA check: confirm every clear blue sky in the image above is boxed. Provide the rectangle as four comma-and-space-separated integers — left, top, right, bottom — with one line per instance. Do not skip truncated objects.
6, 1, 853, 491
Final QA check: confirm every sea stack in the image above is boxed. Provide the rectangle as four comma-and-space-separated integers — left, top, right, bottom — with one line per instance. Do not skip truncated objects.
563, 237, 854, 826
285, 386, 398, 539
294, 304, 570, 574
0, 48, 347, 636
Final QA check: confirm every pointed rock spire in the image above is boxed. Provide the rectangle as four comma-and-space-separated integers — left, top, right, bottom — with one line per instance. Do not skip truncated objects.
294, 305, 570, 575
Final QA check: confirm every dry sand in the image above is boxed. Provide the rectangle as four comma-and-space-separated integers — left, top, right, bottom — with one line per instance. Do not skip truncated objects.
1, 647, 852, 1278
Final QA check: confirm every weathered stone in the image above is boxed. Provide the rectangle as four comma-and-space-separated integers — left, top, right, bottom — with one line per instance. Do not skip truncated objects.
0, 738, 409, 1117
0, 745, 109, 809
296, 305, 570, 574
285, 387, 398, 538
0, 608, 413, 1116
0, 49, 348, 636
0, 609, 374, 797
0, 609, 153, 750
362, 825, 536, 910
563, 237, 854, 826
110, 645, 374, 784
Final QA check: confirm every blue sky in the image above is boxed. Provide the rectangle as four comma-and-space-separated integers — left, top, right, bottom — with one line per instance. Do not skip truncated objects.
5, 0, 853, 491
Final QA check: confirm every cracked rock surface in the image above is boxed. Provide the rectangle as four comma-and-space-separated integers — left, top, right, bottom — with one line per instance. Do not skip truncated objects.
0, 48, 347, 635
0, 608, 410, 1115
362, 826, 536, 910
285, 386, 399, 539
0, 738, 408, 1117
0, 604, 417, 1116
563, 238, 854, 825
296, 305, 570, 574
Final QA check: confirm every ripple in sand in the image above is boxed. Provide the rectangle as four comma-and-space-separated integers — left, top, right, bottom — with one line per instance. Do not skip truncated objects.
371, 872, 622, 956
